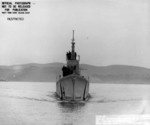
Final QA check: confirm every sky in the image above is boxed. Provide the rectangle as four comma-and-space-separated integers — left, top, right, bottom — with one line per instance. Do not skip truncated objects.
0, 0, 150, 68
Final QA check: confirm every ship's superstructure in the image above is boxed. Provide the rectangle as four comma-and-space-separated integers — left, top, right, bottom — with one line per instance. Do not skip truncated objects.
56, 30, 89, 101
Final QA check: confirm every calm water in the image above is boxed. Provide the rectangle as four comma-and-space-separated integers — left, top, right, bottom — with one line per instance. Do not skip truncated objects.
0, 82, 150, 125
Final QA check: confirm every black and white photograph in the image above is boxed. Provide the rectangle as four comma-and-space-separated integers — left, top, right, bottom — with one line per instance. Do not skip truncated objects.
0, 0, 150, 125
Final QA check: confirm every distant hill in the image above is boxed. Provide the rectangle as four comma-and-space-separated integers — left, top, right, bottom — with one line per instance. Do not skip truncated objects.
0, 63, 150, 83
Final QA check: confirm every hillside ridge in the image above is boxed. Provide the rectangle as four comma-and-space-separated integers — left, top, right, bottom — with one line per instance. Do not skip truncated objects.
0, 63, 150, 83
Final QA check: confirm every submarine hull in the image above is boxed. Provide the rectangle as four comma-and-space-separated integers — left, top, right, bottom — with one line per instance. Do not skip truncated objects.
56, 75, 89, 101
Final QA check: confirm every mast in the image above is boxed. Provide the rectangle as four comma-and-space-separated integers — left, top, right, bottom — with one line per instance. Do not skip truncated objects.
71, 30, 75, 53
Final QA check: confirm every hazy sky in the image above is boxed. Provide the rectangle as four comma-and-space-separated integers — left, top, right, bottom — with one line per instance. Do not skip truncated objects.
0, 0, 150, 67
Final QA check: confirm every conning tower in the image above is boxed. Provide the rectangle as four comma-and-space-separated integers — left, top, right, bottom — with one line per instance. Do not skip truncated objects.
62, 30, 80, 77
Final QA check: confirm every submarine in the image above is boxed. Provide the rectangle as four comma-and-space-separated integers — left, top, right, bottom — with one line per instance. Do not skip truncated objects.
56, 30, 90, 101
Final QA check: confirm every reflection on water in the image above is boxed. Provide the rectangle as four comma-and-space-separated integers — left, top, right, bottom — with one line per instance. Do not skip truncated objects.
58, 101, 86, 113
57, 101, 87, 125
